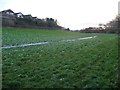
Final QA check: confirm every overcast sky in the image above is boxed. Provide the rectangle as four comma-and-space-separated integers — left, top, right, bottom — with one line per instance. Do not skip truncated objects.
0, 0, 119, 30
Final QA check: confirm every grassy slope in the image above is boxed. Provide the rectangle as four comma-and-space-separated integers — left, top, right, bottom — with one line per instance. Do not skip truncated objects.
2, 27, 118, 88
2, 27, 96, 46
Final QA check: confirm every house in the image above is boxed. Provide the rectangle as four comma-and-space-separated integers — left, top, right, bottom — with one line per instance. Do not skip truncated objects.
1, 9, 16, 19
1, 9, 16, 27
1, 9, 15, 15
33, 17, 38, 20
24, 14, 33, 19
15, 12, 24, 18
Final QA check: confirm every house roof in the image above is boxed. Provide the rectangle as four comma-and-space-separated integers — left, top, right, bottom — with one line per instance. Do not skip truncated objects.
14, 12, 23, 15
2, 9, 14, 13
24, 14, 32, 17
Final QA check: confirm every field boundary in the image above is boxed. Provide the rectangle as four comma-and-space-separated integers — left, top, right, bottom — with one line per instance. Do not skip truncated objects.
2, 36, 97, 49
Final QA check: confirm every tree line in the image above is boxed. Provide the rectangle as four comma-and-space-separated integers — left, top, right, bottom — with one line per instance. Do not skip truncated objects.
0, 9, 63, 29
79, 15, 120, 33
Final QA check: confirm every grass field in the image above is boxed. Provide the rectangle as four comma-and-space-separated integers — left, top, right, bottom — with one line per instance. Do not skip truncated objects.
2, 27, 118, 88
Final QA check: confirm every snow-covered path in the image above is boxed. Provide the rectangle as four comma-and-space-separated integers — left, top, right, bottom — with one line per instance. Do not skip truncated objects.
2, 36, 97, 49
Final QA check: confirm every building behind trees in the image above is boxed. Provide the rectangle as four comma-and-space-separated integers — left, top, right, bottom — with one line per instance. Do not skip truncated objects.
0, 9, 63, 29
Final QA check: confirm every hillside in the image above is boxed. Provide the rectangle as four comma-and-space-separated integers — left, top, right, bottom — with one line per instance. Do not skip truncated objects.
0, 9, 63, 29
2, 27, 118, 88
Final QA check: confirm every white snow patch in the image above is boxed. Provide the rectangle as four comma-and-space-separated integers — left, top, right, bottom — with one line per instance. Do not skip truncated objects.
2, 36, 97, 49
2, 42, 49, 49
61, 36, 97, 42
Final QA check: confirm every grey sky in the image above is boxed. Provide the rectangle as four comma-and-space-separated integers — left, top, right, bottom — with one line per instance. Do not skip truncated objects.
0, 0, 119, 30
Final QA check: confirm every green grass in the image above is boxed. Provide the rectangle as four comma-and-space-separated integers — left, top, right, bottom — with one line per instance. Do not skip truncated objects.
2, 27, 118, 88
2, 27, 96, 46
